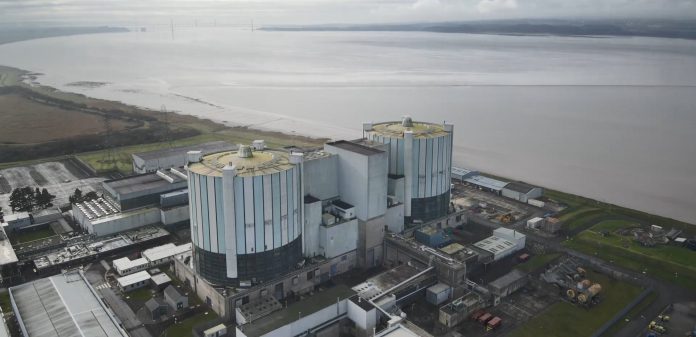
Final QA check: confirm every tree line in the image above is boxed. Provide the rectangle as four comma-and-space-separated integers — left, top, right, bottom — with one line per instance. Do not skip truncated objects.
9, 186, 56, 212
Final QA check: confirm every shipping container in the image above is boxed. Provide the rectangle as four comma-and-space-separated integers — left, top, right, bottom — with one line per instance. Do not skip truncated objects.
518, 253, 530, 262
478, 313, 492, 324
426, 283, 451, 305
487, 316, 502, 329
528, 199, 545, 208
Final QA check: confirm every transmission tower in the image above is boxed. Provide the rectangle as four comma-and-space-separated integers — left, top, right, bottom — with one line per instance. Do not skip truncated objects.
101, 115, 118, 171
161, 104, 172, 147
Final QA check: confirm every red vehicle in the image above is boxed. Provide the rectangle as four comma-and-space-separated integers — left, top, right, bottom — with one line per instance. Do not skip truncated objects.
478, 313, 493, 325
487, 316, 502, 330
518, 253, 530, 262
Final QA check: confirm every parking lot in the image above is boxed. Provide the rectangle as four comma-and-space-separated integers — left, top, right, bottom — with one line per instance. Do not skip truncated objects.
0, 159, 104, 212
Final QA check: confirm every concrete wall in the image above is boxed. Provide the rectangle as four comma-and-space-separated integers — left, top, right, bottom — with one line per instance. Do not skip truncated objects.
319, 219, 358, 259
174, 257, 229, 318
161, 204, 190, 226
358, 217, 385, 268
304, 200, 322, 258
236, 299, 348, 337
385, 204, 404, 234
387, 176, 405, 204
303, 155, 339, 201
91, 207, 161, 236
347, 300, 378, 337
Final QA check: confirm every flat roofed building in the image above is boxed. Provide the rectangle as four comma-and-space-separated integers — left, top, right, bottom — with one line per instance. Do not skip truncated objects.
132, 141, 235, 174
463, 175, 509, 194
117, 270, 151, 292
103, 169, 188, 211
502, 181, 543, 203
9, 271, 128, 337
113, 256, 149, 275
142, 242, 192, 265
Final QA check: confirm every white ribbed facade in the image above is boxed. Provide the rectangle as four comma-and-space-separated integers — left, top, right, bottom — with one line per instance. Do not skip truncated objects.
187, 150, 302, 281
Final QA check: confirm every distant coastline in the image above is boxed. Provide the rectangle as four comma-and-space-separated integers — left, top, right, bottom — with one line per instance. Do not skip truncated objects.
0, 26, 128, 46
261, 18, 696, 40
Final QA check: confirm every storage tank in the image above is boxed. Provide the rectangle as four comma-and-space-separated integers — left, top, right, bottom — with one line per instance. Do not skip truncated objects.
364, 116, 454, 222
187, 144, 303, 286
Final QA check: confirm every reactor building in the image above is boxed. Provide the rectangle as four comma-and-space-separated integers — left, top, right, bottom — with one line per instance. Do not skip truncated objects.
186, 143, 304, 287
364, 117, 454, 222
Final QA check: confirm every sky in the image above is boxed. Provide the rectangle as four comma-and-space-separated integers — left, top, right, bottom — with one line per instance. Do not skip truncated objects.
1, 0, 696, 27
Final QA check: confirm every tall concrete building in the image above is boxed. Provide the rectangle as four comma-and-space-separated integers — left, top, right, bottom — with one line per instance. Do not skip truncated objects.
187, 144, 304, 286
364, 117, 454, 222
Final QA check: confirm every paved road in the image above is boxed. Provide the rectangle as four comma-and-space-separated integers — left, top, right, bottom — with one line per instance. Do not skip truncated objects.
100, 287, 153, 337
467, 212, 696, 337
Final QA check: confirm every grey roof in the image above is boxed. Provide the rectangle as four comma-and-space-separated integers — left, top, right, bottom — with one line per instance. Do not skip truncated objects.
104, 170, 185, 196
0, 228, 18, 266
164, 285, 184, 300
504, 181, 538, 194
10, 271, 127, 337
489, 269, 528, 291
133, 141, 235, 161
326, 140, 384, 156
451, 167, 478, 179
145, 298, 167, 311
464, 175, 509, 191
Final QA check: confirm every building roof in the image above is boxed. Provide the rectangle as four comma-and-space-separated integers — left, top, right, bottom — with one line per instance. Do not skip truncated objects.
489, 269, 528, 291
133, 141, 235, 161
10, 271, 127, 337
113, 257, 148, 272
332, 199, 354, 210
368, 120, 450, 139
464, 175, 509, 191
104, 170, 185, 196
117, 270, 151, 287
2, 212, 30, 222
145, 298, 167, 311
376, 324, 422, 337
239, 285, 355, 337
473, 236, 516, 255
142, 242, 192, 263
326, 140, 384, 156
451, 167, 478, 179
504, 181, 539, 194
151, 273, 172, 286
204, 324, 227, 335
188, 149, 295, 177
164, 285, 185, 300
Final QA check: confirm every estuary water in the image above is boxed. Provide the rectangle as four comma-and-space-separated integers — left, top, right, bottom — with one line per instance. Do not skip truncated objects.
0, 28, 695, 223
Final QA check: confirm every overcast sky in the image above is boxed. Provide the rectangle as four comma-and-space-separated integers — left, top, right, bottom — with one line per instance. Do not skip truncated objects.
2, 0, 696, 27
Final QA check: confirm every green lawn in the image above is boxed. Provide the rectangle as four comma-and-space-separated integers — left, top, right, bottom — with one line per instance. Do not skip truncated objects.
125, 287, 155, 301
162, 311, 219, 337
509, 271, 643, 337
12, 226, 56, 244
564, 220, 696, 291
516, 253, 561, 273
600, 291, 657, 337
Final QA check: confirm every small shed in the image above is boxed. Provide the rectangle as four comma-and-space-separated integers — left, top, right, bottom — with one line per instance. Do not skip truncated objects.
145, 298, 168, 321
150, 273, 172, 290
489, 269, 528, 298
164, 285, 188, 310
426, 283, 451, 305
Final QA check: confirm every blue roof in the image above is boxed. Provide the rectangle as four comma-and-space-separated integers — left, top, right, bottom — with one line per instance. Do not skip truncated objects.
464, 175, 509, 191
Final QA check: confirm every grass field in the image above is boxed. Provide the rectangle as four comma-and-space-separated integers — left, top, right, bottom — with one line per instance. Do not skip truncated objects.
11, 226, 56, 244
161, 311, 218, 337
600, 290, 657, 337
509, 271, 644, 337
564, 221, 696, 291
0, 290, 12, 313
125, 288, 155, 301
516, 253, 561, 273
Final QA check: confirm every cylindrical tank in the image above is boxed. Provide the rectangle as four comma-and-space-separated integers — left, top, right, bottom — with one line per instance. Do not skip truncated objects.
365, 116, 454, 222
566, 289, 576, 299
187, 145, 303, 287
587, 283, 602, 296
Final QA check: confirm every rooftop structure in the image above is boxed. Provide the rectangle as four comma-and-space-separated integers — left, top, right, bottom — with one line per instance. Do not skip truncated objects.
473, 228, 526, 262
117, 270, 151, 288
366, 118, 450, 139
325, 140, 384, 156
9, 271, 127, 337
105, 170, 185, 198
187, 148, 296, 177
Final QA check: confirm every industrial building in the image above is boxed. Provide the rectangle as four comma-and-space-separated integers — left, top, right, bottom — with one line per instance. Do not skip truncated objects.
9, 270, 128, 337
364, 117, 454, 222
112, 242, 192, 275
473, 228, 526, 262
72, 167, 190, 236
501, 181, 544, 203
132, 141, 235, 174
117, 270, 152, 292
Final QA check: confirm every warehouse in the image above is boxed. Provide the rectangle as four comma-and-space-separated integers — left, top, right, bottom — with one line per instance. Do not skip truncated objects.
463, 175, 509, 195
9, 270, 128, 337
502, 181, 543, 203
473, 228, 526, 261
117, 270, 152, 292
488, 269, 529, 298
132, 141, 235, 174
